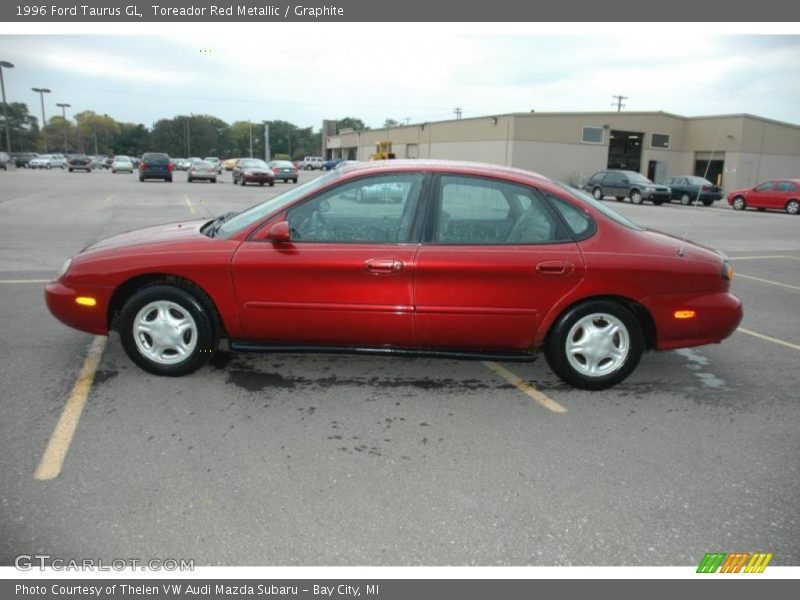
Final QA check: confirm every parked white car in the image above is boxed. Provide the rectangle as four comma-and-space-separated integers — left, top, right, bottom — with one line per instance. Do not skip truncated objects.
29, 154, 67, 169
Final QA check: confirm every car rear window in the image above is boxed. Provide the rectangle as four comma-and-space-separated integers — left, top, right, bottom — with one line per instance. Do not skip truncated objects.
143, 153, 169, 164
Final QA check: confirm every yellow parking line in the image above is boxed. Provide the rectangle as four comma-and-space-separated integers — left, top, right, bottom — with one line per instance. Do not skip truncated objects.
737, 328, 800, 352
184, 195, 195, 215
34, 336, 107, 481
482, 361, 567, 413
736, 273, 800, 291
0, 279, 50, 283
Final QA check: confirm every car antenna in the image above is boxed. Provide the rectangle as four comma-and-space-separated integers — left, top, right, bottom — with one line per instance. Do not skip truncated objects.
677, 128, 721, 257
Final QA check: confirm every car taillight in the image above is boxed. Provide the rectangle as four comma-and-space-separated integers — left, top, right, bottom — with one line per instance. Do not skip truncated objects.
167, 162, 174, 171
701, 185, 711, 191
140, 162, 146, 170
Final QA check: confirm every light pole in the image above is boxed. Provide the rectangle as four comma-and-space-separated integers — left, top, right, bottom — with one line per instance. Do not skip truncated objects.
249, 121, 253, 158
0, 61, 13, 153
31, 87, 51, 152
56, 102, 71, 153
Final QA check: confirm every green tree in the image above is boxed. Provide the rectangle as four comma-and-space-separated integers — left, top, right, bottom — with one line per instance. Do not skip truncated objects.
3, 102, 40, 151
336, 117, 367, 132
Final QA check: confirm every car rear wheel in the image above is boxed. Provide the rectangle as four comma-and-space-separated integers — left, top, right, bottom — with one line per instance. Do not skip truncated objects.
680, 193, 692, 206
545, 300, 644, 390
702, 198, 714, 207
118, 285, 217, 376
732, 196, 746, 210
786, 199, 800, 215
652, 199, 664, 206
630, 190, 643, 204
592, 187, 603, 200
293, 178, 298, 184
211, 178, 217, 184
269, 181, 275, 187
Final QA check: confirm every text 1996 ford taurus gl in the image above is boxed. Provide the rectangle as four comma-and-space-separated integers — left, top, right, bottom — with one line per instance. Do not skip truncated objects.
46, 160, 743, 390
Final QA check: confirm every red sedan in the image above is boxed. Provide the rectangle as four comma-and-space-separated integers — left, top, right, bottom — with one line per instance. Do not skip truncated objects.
45, 160, 742, 390
232, 158, 275, 187
727, 179, 800, 214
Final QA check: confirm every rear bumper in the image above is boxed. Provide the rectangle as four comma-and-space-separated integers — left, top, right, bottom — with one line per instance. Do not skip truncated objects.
641, 291, 743, 350
45, 280, 113, 335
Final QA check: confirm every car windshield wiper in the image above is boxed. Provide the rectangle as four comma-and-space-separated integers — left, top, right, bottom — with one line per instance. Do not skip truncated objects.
205, 211, 238, 238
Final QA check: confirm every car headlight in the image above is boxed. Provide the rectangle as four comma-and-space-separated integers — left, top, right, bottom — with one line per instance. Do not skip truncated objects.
644, 186, 654, 192
244, 171, 253, 176
57, 257, 72, 280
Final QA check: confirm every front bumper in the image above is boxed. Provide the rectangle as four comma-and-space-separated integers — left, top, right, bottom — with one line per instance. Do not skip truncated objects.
45, 280, 113, 335
243, 173, 275, 183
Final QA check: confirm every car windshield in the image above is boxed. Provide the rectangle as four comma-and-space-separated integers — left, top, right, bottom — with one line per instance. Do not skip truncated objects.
627, 172, 653, 184
554, 181, 644, 231
239, 159, 268, 168
216, 170, 341, 238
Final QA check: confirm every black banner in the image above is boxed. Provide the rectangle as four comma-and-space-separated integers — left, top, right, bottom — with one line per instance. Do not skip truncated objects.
1, 0, 800, 22
4, 579, 799, 600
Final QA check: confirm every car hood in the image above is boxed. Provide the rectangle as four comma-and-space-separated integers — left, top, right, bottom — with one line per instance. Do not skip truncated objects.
241, 167, 273, 174
82, 220, 209, 254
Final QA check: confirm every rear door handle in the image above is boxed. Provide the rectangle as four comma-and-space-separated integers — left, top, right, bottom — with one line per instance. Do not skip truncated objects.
364, 258, 404, 274
536, 260, 573, 275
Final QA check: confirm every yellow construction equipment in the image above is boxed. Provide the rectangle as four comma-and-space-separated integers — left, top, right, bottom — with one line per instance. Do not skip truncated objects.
370, 141, 396, 161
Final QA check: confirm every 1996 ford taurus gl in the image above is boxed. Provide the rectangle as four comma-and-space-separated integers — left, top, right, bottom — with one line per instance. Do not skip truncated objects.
45, 160, 743, 390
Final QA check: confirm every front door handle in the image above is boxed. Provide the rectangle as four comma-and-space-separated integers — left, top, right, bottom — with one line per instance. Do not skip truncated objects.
364, 258, 404, 274
536, 260, 573, 275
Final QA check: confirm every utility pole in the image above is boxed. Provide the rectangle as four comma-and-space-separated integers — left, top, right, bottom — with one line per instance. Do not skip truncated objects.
0, 61, 14, 153
31, 87, 51, 152
249, 121, 253, 158
263, 122, 270, 162
453, 107, 463, 120
56, 102, 71, 153
611, 95, 627, 112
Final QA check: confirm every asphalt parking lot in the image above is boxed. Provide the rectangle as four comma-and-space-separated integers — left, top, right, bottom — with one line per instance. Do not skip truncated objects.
0, 166, 798, 566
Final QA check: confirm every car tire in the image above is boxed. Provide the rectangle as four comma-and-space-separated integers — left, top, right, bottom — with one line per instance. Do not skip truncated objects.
592, 187, 603, 200
293, 178, 298, 184
118, 284, 218, 377
240, 178, 246, 186
139, 176, 145, 182
211, 178, 217, 184
46, 164, 52, 169
630, 190, 643, 205
269, 181, 274, 187
187, 176, 193, 183
680, 193, 692, 206
786, 199, 800, 215
732, 196, 746, 210
615, 196, 624, 202
652, 199, 664, 206
544, 300, 644, 391
702, 198, 714, 207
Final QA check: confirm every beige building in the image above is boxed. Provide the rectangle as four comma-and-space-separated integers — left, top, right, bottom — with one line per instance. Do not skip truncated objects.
324, 111, 800, 192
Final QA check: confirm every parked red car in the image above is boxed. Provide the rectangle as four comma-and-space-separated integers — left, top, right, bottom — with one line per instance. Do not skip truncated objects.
232, 158, 275, 187
727, 179, 800, 214
45, 160, 742, 390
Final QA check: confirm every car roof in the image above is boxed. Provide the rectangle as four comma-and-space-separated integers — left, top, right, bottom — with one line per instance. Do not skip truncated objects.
336, 159, 551, 185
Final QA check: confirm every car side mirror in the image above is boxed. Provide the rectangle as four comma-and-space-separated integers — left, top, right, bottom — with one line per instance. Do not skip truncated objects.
267, 221, 291, 243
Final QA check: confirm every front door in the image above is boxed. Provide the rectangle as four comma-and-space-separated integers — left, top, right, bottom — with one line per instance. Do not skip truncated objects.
231, 172, 426, 347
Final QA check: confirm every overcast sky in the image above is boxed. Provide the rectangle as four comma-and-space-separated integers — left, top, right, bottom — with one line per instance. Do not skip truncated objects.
1, 31, 799, 129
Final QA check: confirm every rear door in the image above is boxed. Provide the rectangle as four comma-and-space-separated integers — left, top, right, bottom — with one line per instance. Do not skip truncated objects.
603, 171, 626, 198
231, 172, 426, 347
775, 181, 798, 210
414, 174, 585, 351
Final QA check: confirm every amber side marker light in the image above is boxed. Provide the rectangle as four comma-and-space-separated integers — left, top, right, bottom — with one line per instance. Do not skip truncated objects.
75, 297, 97, 307
674, 310, 696, 319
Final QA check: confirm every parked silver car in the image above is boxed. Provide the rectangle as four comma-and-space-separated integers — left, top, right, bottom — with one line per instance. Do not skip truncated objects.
584, 169, 671, 205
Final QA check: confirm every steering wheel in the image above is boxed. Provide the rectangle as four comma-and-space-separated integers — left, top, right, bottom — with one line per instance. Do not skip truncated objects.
291, 208, 329, 240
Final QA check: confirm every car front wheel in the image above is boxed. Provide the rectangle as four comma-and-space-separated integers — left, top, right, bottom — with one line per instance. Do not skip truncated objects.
592, 187, 603, 200
786, 199, 800, 215
630, 190, 643, 204
544, 300, 644, 390
118, 285, 217, 376
732, 196, 746, 210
